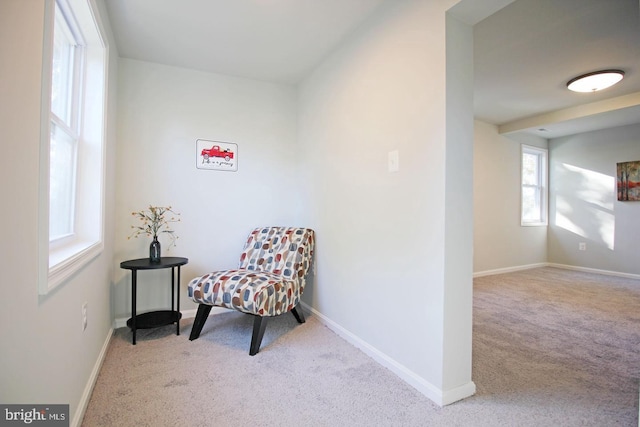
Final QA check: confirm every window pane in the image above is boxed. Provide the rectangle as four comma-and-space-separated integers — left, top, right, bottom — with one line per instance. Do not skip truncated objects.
50, 123, 77, 240
43, 0, 105, 294
522, 186, 540, 222
522, 152, 538, 185
51, 5, 75, 125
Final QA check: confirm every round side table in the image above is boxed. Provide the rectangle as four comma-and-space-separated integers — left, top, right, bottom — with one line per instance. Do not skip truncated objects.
120, 257, 188, 344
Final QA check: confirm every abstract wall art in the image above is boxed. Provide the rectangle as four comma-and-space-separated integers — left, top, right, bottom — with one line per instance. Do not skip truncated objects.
617, 160, 640, 201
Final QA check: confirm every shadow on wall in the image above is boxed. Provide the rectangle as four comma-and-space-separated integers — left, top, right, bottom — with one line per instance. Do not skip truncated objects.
553, 162, 615, 250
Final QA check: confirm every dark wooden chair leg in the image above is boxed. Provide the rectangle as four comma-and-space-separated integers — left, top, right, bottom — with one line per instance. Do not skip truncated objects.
291, 305, 306, 324
189, 304, 212, 341
249, 316, 268, 356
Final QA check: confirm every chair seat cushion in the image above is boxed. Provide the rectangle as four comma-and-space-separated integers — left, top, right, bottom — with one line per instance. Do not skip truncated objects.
187, 269, 302, 317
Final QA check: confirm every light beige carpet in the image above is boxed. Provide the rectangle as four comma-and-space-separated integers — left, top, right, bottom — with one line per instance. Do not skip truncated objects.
82, 267, 640, 426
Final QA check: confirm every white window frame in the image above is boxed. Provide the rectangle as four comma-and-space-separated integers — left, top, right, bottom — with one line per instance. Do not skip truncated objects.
521, 144, 548, 226
39, 0, 108, 294
49, 0, 83, 243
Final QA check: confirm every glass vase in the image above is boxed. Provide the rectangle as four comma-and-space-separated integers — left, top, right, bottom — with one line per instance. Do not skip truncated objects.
150, 235, 161, 262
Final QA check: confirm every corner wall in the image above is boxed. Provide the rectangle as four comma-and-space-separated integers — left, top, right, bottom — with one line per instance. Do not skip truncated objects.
473, 121, 548, 274
548, 123, 640, 276
113, 59, 300, 319
0, 1, 118, 424
297, 0, 473, 405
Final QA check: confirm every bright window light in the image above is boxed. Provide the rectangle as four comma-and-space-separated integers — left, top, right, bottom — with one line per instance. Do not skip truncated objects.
521, 145, 548, 226
40, 0, 107, 294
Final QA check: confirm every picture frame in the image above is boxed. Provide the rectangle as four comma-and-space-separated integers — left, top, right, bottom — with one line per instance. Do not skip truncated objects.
616, 160, 640, 201
196, 139, 238, 172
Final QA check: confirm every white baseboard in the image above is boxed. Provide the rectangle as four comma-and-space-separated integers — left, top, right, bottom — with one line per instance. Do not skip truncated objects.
71, 327, 113, 427
442, 381, 477, 406
473, 263, 547, 277
300, 302, 474, 407
474, 262, 640, 281
547, 263, 640, 280
180, 307, 229, 319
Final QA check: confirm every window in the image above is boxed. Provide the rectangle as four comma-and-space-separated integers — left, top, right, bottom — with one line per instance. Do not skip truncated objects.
521, 145, 548, 226
50, 2, 81, 241
39, 0, 107, 294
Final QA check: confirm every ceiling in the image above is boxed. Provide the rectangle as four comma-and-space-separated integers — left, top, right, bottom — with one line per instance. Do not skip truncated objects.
105, 0, 640, 139
104, 0, 387, 84
474, 0, 640, 138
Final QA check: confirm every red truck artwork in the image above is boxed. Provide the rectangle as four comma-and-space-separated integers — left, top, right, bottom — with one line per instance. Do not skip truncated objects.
201, 145, 234, 162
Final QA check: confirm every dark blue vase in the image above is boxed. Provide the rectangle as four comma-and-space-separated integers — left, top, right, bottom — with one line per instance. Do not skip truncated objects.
150, 236, 161, 262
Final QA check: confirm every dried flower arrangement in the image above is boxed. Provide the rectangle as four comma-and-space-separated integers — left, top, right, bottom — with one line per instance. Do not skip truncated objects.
128, 205, 181, 248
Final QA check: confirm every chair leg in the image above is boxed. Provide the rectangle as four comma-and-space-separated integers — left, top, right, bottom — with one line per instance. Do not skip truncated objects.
291, 305, 306, 324
189, 304, 212, 341
249, 316, 268, 356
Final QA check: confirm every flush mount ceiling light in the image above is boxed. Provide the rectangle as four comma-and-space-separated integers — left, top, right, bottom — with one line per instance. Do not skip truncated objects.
566, 69, 625, 93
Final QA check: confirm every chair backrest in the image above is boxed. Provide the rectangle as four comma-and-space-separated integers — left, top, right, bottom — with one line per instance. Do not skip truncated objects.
238, 227, 315, 281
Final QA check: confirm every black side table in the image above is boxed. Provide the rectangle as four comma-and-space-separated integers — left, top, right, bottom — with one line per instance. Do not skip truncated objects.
120, 256, 188, 344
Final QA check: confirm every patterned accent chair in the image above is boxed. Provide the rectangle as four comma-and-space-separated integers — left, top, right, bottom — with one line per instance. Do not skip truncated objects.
187, 227, 315, 355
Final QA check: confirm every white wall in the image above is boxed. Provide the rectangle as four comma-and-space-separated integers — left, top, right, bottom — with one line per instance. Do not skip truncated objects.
297, 0, 474, 405
113, 59, 299, 319
0, 0, 117, 425
0, 0, 532, 419
444, 12, 475, 395
473, 120, 640, 278
548, 123, 640, 275
473, 121, 548, 273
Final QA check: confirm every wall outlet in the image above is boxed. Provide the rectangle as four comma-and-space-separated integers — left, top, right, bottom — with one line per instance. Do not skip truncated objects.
579, 242, 586, 251
82, 302, 88, 331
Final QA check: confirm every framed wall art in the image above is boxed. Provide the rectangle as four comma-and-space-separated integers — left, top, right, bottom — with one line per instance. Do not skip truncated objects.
196, 139, 238, 172
616, 160, 640, 201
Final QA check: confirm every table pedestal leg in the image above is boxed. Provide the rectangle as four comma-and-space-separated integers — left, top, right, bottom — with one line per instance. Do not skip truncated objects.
132, 270, 137, 345
177, 266, 181, 336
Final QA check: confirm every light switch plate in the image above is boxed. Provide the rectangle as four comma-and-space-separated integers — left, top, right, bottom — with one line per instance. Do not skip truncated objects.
388, 150, 399, 172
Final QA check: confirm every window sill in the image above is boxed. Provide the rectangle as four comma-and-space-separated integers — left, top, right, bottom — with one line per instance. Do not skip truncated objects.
41, 239, 104, 294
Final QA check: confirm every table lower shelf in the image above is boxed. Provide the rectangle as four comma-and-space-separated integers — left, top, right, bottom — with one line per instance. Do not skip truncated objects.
127, 310, 182, 329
